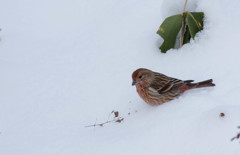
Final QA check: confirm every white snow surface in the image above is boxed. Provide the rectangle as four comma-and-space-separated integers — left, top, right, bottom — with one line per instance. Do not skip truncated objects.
1, 0, 240, 154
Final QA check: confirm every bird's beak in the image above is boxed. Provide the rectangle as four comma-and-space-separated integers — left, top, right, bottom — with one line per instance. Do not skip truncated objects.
132, 80, 137, 86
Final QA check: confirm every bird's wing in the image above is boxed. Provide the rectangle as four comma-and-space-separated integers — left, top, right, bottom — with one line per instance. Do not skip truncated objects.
156, 81, 174, 93
150, 72, 184, 94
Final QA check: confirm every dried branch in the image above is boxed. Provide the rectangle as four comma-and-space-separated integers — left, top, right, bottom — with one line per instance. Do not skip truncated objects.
180, 0, 188, 48
85, 111, 124, 128
231, 126, 240, 142
180, 13, 186, 48
183, 0, 188, 12
231, 133, 240, 141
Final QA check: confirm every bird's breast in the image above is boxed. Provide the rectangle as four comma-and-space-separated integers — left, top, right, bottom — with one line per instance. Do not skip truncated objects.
135, 85, 177, 105
136, 85, 147, 101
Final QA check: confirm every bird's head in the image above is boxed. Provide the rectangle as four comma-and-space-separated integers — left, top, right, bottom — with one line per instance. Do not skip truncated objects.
132, 68, 153, 87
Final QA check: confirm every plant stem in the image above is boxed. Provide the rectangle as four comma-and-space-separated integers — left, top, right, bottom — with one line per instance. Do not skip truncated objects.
180, 0, 188, 48
183, 0, 188, 12
180, 13, 186, 48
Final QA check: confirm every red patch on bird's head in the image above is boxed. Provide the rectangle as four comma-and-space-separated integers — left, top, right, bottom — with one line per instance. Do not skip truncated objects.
132, 68, 152, 80
132, 69, 139, 81
132, 68, 147, 81
132, 68, 153, 86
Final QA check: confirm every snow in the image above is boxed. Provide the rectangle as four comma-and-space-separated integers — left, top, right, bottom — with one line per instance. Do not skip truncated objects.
1, 0, 240, 154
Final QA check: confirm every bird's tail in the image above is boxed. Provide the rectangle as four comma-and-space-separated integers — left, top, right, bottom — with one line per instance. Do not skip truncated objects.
194, 79, 215, 88
180, 79, 215, 92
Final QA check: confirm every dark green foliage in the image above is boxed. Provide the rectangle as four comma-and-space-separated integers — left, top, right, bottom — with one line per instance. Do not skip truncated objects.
157, 12, 204, 53
157, 15, 182, 53
186, 12, 204, 38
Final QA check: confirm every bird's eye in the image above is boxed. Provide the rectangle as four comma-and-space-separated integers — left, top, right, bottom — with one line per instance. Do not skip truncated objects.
139, 75, 142, 79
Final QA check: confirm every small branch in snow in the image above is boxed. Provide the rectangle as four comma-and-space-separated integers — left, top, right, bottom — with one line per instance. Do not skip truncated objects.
85, 118, 124, 128
231, 133, 240, 141
85, 110, 124, 128
231, 126, 240, 142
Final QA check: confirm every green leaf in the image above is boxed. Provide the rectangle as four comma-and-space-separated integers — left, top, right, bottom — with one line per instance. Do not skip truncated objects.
183, 25, 191, 44
157, 14, 182, 53
185, 12, 204, 38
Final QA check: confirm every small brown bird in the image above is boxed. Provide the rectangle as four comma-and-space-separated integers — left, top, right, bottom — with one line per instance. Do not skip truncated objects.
132, 68, 215, 105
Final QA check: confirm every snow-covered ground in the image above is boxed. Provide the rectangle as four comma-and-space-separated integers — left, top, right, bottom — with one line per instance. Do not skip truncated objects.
1, 0, 240, 154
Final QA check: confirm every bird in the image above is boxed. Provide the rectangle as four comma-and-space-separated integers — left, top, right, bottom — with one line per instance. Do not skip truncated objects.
132, 68, 215, 105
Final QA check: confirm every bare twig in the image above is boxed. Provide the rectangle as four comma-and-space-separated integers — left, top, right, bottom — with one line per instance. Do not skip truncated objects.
183, 0, 188, 12
180, 0, 188, 48
85, 111, 124, 128
85, 120, 115, 128
231, 126, 240, 142
85, 118, 124, 128
231, 133, 240, 141
180, 13, 186, 48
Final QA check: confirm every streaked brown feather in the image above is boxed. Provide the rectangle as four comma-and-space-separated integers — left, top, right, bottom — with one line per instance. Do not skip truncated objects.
150, 72, 185, 94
